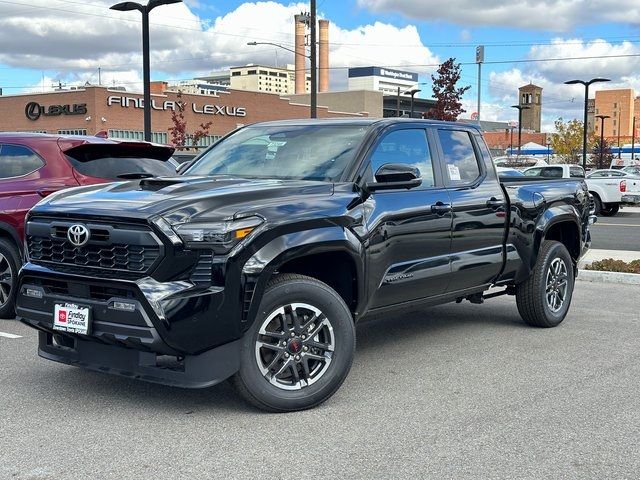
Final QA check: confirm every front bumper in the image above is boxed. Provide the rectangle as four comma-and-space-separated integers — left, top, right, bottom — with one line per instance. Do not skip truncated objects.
37, 331, 240, 388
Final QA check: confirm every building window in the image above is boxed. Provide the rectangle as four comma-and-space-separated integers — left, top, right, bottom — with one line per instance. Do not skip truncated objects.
259, 70, 267, 75
58, 129, 87, 135
279, 73, 287, 78
614, 102, 617, 108
108, 129, 168, 144
614, 129, 617, 135
232, 71, 241, 76
247, 70, 257, 75
614, 111, 617, 117
614, 119, 617, 126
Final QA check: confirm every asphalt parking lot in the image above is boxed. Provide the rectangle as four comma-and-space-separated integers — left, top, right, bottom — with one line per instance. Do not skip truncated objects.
590, 207, 640, 251
1, 280, 639, 479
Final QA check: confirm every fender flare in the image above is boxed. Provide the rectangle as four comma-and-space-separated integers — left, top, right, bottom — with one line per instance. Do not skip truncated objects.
240, 226, 365, 327
531, 205, 581, 270
0, 221, 22, 254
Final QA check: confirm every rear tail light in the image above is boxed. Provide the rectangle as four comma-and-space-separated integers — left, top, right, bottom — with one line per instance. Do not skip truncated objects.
620, 180, 627, 192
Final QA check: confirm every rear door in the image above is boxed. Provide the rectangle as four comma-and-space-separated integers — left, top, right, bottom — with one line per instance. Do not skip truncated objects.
362, 127, 453, 309
434, 128, 508, 293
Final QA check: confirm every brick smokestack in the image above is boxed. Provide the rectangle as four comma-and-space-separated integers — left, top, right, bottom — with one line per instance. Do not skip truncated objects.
294, 14, 306, 94
318, 19, 329, 93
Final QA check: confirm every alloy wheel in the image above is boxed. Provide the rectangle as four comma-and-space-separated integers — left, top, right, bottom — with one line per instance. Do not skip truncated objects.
0, 253, 12, 307
255, 303, 335, 391
545, 257, 568, 313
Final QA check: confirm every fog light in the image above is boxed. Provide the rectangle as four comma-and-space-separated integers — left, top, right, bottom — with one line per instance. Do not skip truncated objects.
110, 301, 136, 312
25, 288, 43, 299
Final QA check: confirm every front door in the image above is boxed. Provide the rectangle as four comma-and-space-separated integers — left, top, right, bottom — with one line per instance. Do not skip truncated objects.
362, 127, 453, 309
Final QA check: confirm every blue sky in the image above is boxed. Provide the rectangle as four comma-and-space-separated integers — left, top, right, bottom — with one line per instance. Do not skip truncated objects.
2, 0, 640, 130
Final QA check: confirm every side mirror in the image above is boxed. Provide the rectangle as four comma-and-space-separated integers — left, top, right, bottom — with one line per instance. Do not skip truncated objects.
366, 163, 422, 191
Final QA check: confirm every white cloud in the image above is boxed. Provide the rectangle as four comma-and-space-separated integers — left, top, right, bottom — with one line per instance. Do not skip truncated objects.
0, 1, 438, 93
357, 0, 640, 31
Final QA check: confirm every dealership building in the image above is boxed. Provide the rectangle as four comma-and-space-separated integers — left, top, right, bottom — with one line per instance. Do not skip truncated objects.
0, 83, 368, 145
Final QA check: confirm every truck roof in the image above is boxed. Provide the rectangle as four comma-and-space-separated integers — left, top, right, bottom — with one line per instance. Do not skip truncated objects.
250, 118, 481, 131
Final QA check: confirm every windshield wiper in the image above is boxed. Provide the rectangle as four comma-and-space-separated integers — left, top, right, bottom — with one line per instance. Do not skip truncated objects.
117, 172, 156, 179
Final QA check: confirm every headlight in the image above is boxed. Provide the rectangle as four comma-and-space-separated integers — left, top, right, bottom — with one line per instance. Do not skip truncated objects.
174, 216, 264, 249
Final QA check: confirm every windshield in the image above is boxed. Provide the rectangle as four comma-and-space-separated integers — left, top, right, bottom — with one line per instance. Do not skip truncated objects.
185, 124, 369, 181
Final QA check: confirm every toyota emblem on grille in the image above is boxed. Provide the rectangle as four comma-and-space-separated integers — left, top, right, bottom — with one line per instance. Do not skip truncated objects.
67, 224, 90, 247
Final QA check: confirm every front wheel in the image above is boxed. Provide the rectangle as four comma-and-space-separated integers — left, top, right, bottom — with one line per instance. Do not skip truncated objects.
0, 239, 20, 319
232, 274, 356, 412
515, 240, 575, 328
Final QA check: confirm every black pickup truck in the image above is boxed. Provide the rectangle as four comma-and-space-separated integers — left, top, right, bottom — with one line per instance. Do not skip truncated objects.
17, 119, 594, 412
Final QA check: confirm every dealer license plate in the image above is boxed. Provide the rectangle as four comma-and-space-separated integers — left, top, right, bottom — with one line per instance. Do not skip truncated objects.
53, 303, 91, 335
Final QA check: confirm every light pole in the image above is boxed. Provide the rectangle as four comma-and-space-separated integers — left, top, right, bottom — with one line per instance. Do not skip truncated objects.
546, 139, 551, 162
596, 114, 610, 169
110, 0, 182, 142
511, 105, 530, 157
404, 88, 421, 118
564, 78, 610, 169
247, 34, 317, 119
509, 125, 514, 157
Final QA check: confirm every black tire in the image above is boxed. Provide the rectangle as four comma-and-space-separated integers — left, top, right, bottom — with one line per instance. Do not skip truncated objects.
232, 274, 356, 412
599, 203, 620, 216
515, 240, 575, 328
592, 194, 603, 216
0, 238, 21, 319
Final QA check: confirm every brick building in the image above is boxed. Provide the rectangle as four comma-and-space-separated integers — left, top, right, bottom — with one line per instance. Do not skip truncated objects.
594, 88, 634, 138
0, 83, 368, 146
483, 130, 549, 155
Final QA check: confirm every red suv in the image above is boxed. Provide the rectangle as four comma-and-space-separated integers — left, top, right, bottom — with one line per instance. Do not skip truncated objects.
0, 133, 177, 318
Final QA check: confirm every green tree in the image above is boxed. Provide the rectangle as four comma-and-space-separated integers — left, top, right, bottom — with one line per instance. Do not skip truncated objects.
425, 58, 471, 121
550, 118, 594, 164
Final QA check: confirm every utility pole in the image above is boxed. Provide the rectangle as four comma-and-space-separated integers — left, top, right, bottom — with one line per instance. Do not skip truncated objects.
309, 0, 317, 118
476, 45, 484, 123
632, 116, 636, 161
396, 86, 400, 117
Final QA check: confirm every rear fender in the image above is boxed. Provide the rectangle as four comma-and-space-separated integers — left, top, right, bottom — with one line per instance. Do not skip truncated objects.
531, 205, 581, 270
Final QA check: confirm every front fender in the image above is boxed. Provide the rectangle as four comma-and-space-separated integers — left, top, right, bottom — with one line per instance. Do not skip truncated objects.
240, 226, 365, 328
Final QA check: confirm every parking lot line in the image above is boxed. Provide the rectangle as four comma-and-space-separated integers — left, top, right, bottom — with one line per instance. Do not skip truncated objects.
0, 332, 22, 339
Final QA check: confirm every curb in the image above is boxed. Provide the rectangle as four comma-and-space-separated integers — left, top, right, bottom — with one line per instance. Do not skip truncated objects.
577, 269, 640, 285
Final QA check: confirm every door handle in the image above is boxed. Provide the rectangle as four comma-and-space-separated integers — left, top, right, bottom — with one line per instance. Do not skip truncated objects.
486, 197, 505, 209
431, 202, 452, 215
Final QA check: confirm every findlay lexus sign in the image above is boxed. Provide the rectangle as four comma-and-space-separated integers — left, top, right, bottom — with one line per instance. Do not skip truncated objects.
25, 102, 87, 121
107, 96, 247, 117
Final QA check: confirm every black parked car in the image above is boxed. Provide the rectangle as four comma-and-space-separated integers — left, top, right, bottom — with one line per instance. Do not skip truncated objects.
17, 119, 593, 412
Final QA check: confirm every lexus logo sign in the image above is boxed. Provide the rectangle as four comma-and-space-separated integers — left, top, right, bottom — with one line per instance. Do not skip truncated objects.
67, 224, 90, 247
25, 102, 88, 121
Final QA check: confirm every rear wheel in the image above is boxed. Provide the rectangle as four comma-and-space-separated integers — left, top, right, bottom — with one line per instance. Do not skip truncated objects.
0, 239, 20, 319
232, 274, 356, 412
599, 203, 620, 216
592, 195, 603, 215
516, 240, 575, 328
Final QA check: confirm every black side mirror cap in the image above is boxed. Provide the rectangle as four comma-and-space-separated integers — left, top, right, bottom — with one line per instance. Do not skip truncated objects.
366, 163, 422, 191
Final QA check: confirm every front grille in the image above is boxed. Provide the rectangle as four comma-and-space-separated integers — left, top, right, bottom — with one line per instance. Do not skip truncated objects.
26, 217, 163, 276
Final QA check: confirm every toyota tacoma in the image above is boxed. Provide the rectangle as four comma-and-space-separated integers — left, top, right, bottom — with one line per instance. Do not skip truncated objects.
17, 119, 594, 412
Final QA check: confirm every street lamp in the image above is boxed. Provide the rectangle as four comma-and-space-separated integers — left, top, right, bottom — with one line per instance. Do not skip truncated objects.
247, 37, 317, 119
564, 78, 610, 169
546, 138, 551, 162
110, 0, 182, 142
511, 105, 530, 157
404, 88, 421, 118
595, 114, 610, 169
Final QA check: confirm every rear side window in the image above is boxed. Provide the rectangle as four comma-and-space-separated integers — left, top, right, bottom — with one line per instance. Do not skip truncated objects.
438, 130, 481, 184
570, 167, 585, 178
0, 144, 45, 179
524, 168, 542, 177
369, 129, 435, 188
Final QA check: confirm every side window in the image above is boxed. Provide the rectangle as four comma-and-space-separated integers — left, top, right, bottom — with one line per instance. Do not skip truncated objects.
0, 144, 45, 179
541, 167, 563, 178
570, 167, 585, 178
369, 129, 435, 188
524, 168, 542, 176
437, 130, 481, 184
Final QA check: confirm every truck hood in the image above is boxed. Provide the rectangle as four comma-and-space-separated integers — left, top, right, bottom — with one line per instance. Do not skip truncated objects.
33, 175, 337, 223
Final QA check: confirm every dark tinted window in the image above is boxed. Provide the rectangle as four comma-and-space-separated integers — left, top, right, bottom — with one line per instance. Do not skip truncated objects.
369, 129, 435, 188
524, 168, 543, 177
67, 156, 176, 180
570, 166, 585, 178
0, 144, 45, 179
438, 130, 480, 184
